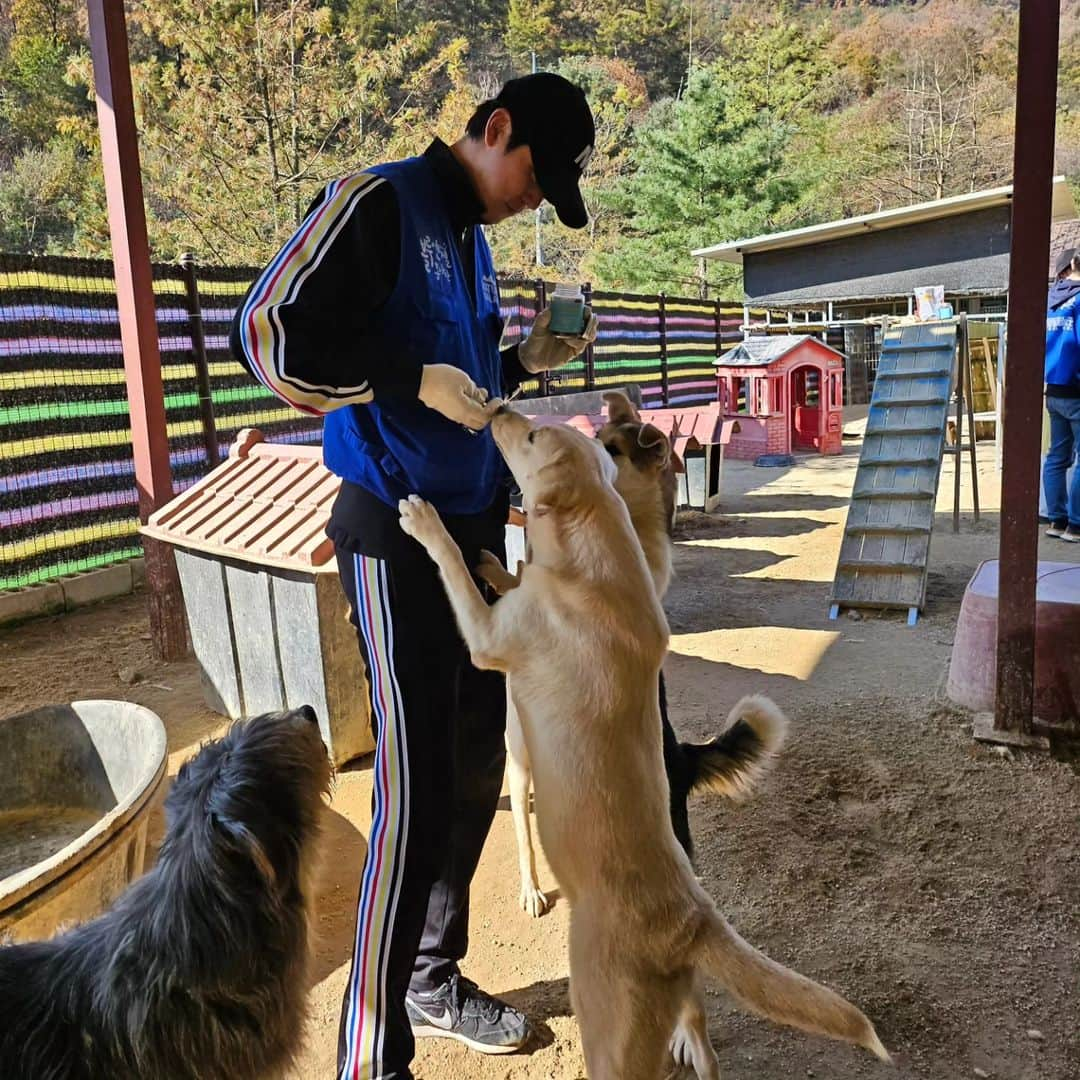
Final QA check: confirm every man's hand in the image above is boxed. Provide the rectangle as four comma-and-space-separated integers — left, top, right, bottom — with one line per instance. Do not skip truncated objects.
519, 306, 599, 375
417, 364, 499, 430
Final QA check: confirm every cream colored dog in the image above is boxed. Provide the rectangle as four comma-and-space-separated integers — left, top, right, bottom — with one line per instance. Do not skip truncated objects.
398, 408, 888, 1080
487, 391, 786, 923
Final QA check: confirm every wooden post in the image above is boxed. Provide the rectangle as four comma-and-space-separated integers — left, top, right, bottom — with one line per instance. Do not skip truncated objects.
953, 322, 965, 534
961, 316, 980, 524
582, 281, 595, 392
88, 0, 187, 660
179, 253, 220, 469
535, 278, 549, 396
995, 0, 1060, 736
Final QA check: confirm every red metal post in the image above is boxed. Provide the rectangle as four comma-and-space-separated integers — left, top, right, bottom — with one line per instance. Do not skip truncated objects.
995, 0, 1060, 733
88, 0, 187, 660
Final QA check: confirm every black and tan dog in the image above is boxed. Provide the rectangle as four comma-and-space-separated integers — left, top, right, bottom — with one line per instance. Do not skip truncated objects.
0, 706, 331, 1080
596, 391, 787, 855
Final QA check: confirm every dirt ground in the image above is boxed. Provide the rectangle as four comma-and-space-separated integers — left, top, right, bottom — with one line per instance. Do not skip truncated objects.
2, 437, 1078, 1080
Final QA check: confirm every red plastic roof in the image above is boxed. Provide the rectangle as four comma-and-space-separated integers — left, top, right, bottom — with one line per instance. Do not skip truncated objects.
527, 403, 738, 465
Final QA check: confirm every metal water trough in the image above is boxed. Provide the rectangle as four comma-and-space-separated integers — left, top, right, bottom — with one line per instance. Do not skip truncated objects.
0, 699, 167, 941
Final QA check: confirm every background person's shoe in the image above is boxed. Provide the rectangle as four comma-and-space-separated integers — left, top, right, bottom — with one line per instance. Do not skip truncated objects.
1046, 522, 1069, 538
1060, 526, 1080, 543
405, 974, 529, 1054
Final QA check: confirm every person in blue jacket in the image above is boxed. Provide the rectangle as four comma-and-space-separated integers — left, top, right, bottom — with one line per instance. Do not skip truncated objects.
230, 73, 598, 1080
1044, 247, 1080, 542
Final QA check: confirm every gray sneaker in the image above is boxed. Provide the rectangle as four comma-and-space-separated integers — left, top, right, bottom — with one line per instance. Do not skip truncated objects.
1061, 526, 1080, 543
405, 974, 530, 1054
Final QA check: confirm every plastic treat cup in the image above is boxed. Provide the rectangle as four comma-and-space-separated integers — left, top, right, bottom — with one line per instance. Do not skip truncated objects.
548, 283, 586, 335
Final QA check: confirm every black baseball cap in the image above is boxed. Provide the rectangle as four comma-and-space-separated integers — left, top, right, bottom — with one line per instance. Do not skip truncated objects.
495, 73, 595, 229
1055, 247, 1078, 277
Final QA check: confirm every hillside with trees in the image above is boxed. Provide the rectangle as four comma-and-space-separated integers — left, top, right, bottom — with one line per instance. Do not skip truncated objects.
2, 0, 1079, 293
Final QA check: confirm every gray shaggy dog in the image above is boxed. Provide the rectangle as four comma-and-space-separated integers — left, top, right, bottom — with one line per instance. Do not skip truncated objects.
0, 705, 332, 1080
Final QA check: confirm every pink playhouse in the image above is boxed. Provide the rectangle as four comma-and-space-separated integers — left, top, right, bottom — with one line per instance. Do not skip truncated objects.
716, 334, 845, 460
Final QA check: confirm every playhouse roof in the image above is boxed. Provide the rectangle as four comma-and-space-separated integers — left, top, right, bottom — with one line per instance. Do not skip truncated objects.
717, 334, 843, 367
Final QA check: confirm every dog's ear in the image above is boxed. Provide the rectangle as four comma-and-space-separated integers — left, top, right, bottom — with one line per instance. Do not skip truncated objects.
211, 812, 277, 887
636, 423, 671, 468
602, 390, 640, 425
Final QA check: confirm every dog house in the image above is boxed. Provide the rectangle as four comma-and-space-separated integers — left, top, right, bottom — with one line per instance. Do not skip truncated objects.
142, 430, 374, 767
716, 335, 845, 459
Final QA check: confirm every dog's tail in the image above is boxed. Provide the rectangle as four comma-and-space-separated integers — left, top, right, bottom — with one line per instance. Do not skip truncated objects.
681, 694, 788, 800
694, 909, 890, 1061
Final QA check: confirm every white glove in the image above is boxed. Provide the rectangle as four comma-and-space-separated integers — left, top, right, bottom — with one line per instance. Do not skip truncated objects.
519, 306, 599, 375
417, 364, 499, 431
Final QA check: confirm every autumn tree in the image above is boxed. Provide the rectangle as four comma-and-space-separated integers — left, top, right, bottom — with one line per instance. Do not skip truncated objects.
63, 0, 472, 262
0, 0, 84, 163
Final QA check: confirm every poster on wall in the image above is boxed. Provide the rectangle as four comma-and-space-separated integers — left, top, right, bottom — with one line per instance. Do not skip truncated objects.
913, 285, 946, 320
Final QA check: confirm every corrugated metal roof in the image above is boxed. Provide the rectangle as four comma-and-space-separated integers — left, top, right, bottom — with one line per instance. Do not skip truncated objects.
142, 429, 339, 572
693, 178, 1076, 265
718, 334, 843, 366
1050, 218, 1080, 277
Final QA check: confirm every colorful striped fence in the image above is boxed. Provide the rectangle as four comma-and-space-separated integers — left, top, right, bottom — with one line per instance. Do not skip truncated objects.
1, 252, 747, 592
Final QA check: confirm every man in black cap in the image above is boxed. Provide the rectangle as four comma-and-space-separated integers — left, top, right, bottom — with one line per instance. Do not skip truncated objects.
230, 73, 596, 1079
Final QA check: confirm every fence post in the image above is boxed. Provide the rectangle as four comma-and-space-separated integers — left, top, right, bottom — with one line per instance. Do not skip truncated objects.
534, 278, 549, 397
179, 253, 220, 468
583, 281, 595, 391
658, 292, 669, 407
715, 298, 724, 405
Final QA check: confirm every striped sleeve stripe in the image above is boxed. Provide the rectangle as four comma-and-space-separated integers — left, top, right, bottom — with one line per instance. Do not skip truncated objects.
239, 173, 386, 415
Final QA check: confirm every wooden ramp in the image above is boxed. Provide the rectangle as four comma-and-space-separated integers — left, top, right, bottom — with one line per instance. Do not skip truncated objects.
829, 320, 959, 625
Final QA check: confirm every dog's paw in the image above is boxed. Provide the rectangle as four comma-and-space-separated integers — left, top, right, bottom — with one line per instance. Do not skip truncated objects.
475, 549, 518, 594
519, 883, 550, 918
398, 495, 446, 548
669, 1025, 694, 1070
477, 548, 501, 570
669, 1021, 721, 1080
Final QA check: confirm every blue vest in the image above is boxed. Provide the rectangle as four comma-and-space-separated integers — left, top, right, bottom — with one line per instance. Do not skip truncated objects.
1046, 291, 1080, 389
322, 156, 506, 513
